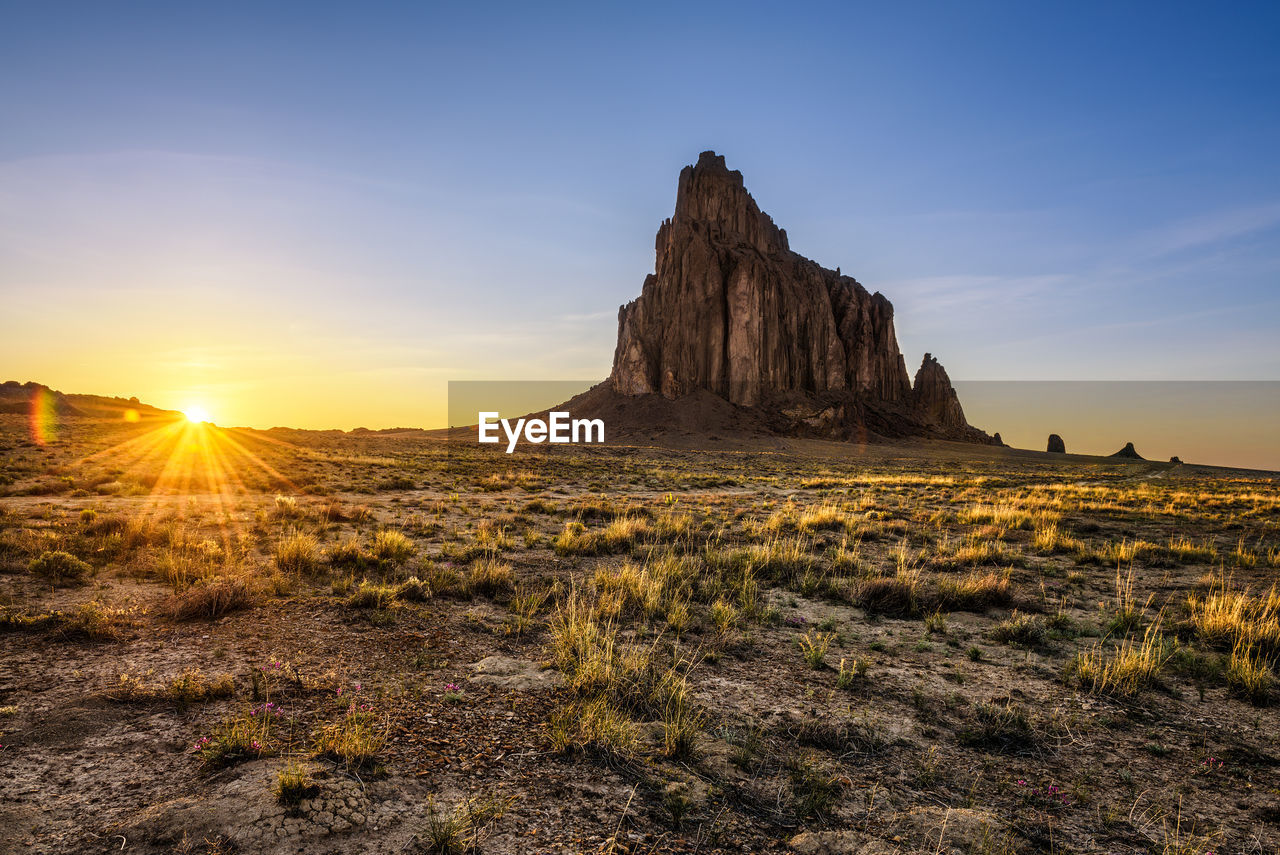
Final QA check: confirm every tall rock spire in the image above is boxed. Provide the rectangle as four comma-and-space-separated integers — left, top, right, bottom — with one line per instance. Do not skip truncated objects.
609, 151, 991, 442
612, 151, 911, 408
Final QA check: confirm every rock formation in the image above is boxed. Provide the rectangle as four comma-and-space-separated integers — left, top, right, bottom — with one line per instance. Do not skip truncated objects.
911, 354, 969, 431
1110, 442, 1144, 460
608, 152, 994, 443
1047, 434, 1065, 453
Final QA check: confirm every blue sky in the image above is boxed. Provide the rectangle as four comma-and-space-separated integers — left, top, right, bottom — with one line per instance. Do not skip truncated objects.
1, 1, 1277, 428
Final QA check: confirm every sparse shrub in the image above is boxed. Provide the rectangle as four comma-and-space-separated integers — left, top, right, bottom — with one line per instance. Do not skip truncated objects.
990, 610, 1048, 647
710, 598, 738, 635
394, 576, 431, 602
275, 531, 321, 575
796, 502, 850, 534
427, 565, 466, 598
347, 580, 397, 610
166, 670, 235, 709
423, 793, 509, 854
59, 601, 132, 640
372, 529, 415, 564
932, 534, 1012, 569
108, 669, 235, 709
548, 587, 702, 757
959, 503, 1038, 530
664, 598, 690, 635
0, 607, 57, 632
653, 510, 695, 541
656, 669, 701, 758
836, 657, 869, 688
749, 536, 818, 584
468, 559, 514, 598
423, 797, 468, 854
854, 569, 921, 617
798, 630, 833, 669
790, 755, 842, 819
29, 550, 92, 586
170, 575, 259, 620
827, 537, 866, 576
506, 585, 547, 635
313, 706, 387, 771
924, 609, 948, 635
521, 498, 557, 515
1101, 539, 1164, 567
274, 761, 319, 808
1032, 520, 1081, 555
796, 713, 888, 755
327, 535, 371, 570
1069, 625, 1170, 697
1184, 580, 1280, 656
1225, 641, 1273, 705
1106, 568, 1150, 636
937, 569, 1012, 612
663, 782, 693, 829
553, 516, 649, 556
196, 709, 275, 768
548, 695, 636, 758
1167, 536, 1216, 564
272, 495, 305, 520
959, 700, 1035, 753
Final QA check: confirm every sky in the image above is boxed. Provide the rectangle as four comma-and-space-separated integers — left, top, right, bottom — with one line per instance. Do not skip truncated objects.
2, 1, 1278, 442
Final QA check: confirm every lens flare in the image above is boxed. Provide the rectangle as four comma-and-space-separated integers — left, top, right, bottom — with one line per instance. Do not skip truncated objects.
29, 386, 58, 445
184, 406, 212, 424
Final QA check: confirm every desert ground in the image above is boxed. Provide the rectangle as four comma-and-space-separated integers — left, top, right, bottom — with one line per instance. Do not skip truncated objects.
1, 415, 1278, 854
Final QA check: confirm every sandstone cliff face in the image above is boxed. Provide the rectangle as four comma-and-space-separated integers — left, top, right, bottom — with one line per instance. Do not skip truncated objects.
610, 151, 990, 442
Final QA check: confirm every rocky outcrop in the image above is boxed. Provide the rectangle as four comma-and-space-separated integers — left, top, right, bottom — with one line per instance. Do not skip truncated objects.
611, 151, 911, 408
911, 354, 969, 431
1047, 434, 1066, 453
1111, 442, 1144, 460
609, 152, 993, 443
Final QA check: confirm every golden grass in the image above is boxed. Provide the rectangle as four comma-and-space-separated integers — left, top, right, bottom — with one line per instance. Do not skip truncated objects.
275, 530, 321, 575
313, 707, 388, 771
1185, 579, 1280, 655
1070, 624, 1170, 697
958, 503, 1041, 530
936, 569, 1012, 612
169, 574, 259, 620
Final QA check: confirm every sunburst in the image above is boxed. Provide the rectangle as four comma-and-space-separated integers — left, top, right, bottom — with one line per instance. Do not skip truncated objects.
74, 417, 303, 549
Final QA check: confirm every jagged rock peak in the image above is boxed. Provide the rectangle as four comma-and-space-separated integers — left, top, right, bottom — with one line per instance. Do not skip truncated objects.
607, 152, 994, 444
911, 353, 968, 430
669, 151, 789, 254
611, 151, 911, 409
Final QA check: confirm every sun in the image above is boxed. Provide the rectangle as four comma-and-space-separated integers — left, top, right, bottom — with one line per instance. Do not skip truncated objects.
183, 406, 212, 424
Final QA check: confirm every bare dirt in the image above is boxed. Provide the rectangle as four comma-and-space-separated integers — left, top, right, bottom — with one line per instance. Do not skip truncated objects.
1, 414, 1277, 854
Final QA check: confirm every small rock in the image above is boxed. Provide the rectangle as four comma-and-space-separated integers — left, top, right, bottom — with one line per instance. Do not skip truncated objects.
789, 830, 889, 855
471, 655, 563, 690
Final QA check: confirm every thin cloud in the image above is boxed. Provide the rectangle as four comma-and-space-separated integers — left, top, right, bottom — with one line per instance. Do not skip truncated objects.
1129, 201, 1280, 259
